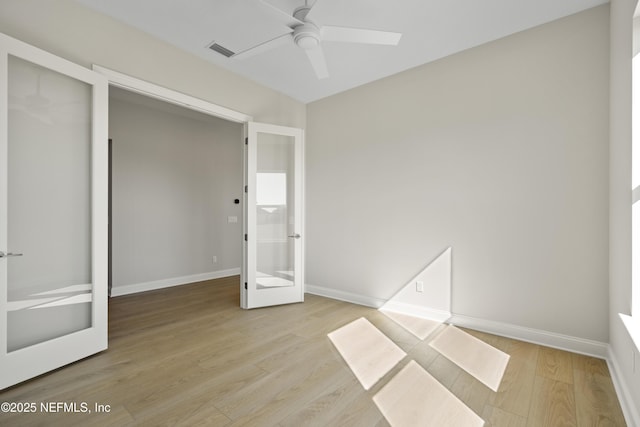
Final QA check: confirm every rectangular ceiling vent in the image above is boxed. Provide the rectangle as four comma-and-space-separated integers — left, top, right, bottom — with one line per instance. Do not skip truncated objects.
208, 42, 235, 58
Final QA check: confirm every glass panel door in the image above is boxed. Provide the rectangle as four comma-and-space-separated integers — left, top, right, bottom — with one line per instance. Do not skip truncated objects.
244, 122, 303, 308
0, 33, 108, 389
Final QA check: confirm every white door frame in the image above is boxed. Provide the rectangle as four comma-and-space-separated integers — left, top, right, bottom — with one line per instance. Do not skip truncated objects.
91, 66, 304, 309
92, 66, 252, 124
92, 66, 253, 305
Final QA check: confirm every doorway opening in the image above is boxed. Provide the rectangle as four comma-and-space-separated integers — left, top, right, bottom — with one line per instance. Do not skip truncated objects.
94, 65, 305, 311
107, 86, 244, 300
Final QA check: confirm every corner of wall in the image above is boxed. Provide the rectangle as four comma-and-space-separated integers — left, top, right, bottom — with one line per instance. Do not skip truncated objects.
608, 340, 640, 427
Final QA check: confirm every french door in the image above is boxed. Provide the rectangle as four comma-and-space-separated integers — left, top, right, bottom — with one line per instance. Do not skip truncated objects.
243, 122, 304, 309
0, 34, 108, 389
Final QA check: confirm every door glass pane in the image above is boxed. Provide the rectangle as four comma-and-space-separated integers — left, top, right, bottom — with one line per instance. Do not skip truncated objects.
6, 55, 92, 352
256, 133, 295, 289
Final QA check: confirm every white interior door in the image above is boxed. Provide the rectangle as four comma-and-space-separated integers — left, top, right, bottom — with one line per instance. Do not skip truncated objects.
0, 34, 108, 389
243, 122, 304, 309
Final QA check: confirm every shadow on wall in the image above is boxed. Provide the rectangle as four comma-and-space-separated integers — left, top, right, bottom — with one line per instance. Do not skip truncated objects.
380, 247, 452, 322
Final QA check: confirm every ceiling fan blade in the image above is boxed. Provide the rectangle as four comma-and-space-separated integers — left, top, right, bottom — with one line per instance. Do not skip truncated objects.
9, 103, 54, 125
233, 32, 292, 60
305, 47, 329, 79
322, 26, 402, 45
257, 0, 303, 27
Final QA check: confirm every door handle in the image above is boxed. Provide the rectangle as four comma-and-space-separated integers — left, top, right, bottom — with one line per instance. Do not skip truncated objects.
288, 234, 301, 239
0, 251, 23, 258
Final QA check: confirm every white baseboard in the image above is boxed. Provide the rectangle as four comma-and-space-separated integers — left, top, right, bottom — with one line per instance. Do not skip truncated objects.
608, 346, 640, 427
305, 283, 386, 308
380, 301, 452, 323
449, 314, 609, 359
305, 285, 609, 358
111, 268, 241, 297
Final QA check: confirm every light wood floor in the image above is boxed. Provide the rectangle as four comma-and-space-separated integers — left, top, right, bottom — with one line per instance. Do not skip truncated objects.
0, 276, 627, 426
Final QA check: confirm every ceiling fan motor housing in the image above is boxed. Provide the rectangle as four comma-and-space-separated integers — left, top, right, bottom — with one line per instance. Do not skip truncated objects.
293, 22, 321, 49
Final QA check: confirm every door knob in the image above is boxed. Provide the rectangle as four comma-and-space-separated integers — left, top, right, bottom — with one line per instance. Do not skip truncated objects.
288, 234, 301, 239
0, 251, 23, 258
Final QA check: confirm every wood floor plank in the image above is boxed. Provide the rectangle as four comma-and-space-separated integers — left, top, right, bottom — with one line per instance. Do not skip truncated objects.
324, 390, 389, 427
132, 393, 231, 427
527, 376, 577, 427
407, 337, 442, 370
571, 353, 610, 376
278, 376, 363, 427
536, 346, 574, 384
488, 340, 538, 418
365, 311, 422, 351
222, 359, 347, 425
427, 353, 463, 389
460, 328, 513, 353
482, 405, 527, 427
450, 369, 493, 416
0, 277, 627, 426
573, 367, 627, 427
373, 360, 484, 427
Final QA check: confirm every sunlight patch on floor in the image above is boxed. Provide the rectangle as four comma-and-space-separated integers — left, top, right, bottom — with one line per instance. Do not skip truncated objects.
328, 317, 406, 390
380, 309, 443, 340
328, 313, 510, 425
429, 325, 509, 392
373, 360, 485, 427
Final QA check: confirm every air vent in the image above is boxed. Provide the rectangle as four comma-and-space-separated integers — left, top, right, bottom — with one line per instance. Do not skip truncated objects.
208, 42, 235, 58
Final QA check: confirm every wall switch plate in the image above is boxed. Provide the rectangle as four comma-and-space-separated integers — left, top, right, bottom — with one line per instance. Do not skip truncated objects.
416, 281, 424, 293
212, 256, 217, 263
228, 216, 238, 223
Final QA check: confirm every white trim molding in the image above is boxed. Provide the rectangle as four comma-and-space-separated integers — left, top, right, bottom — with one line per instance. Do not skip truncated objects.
608, 344, 640, 427
305, 285, 608, 358
381, 301, 452, 323
111, 268, 241, 297
92, 65, 253, 124
449, 314, 609, 359
305, 284, 386, 308
614, 313, 640, 426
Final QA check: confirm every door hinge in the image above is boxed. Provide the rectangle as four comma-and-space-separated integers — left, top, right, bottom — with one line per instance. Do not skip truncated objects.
244, 282, 248, 290
244, 185, 248, 193
244, 234, 247, 241
245, 137, 248, 145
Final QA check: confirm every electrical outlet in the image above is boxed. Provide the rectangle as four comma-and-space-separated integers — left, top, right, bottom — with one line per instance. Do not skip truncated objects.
416, 281, 424, 293
212, 256, 217, 264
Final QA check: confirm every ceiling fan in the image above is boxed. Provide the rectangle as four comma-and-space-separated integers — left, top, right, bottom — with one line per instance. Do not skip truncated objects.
227, 0, 402, 79
9, 71, 87, 126
9, 73, 55, 125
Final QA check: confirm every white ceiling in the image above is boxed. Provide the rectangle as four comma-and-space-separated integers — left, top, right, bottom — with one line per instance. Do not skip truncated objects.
76, 0, 607, 103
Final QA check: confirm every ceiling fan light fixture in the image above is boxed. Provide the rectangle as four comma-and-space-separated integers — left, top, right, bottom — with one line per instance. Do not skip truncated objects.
293, 23, 320, 50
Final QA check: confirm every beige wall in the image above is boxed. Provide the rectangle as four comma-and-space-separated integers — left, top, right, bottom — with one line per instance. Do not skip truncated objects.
0, 0, 306, 128
109, 91, 243, 291
306, 6, 610, 342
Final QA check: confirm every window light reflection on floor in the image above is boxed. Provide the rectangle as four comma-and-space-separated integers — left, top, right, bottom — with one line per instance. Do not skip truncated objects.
327, 317, 406, 390
328, 311, 511, 426
373, 360, 485, 427
380, 309, 443, 340
429, 325, 510, 392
